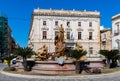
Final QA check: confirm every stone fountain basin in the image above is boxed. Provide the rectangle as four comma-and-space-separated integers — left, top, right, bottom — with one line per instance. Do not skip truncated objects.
16, 60, 76, 75
32, 61, 75, 75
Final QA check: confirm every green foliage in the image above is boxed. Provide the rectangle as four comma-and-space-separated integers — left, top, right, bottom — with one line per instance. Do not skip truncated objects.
3, 67, 16, 71
14, 47, 33, 58
4, 53, 16, 68
14, 47, 34, 71
99, 49, 119, 60
109, 50, 120, 60
99, 49, 119, 68
69, 49, 87, 60
99, 50, 109, 58
4, 54, 16, 61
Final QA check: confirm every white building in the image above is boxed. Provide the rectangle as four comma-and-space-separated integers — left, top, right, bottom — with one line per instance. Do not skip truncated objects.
112, 14, 120, 51
28, 8, 101, 60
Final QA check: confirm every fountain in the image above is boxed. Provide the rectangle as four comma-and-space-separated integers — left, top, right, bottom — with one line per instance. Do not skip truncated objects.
15, 25, 76, 75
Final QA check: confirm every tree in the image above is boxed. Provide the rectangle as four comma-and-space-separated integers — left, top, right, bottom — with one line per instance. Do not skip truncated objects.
99, 49, 119, 68
69, 48, 87, 74
109, 50, 120, 68
69, 49, 87, 61
99, 50, 110, 66
14, 47, 33, 71
4, 53, 16, 69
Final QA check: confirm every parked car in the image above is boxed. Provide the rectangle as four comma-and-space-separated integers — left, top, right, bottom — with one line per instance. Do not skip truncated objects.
12, 58, 16, 64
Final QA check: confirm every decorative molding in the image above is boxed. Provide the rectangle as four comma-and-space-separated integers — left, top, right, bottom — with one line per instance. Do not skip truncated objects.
65, 28, 72, 31
77, 28, 83, 31
88, 28, 94, 31
33, 9, 100, 18
41, 27, 49, 30
53, 27, 59, 30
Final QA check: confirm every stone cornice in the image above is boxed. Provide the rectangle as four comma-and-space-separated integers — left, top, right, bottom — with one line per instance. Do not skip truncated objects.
112, 14, 120, 21
33, 9, 100, 18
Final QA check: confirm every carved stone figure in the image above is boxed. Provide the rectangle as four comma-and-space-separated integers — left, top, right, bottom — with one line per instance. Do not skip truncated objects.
35, 45, 49, 61
54, 24, 66, 57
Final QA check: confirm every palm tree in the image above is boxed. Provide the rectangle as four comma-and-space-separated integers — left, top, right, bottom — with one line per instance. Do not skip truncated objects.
99, 50, 110, 66
69, 48, 87, 74
15, 47, 33, 71
109, 50, 120, 68
99, 49, 119, 68
69, 49, 87, 61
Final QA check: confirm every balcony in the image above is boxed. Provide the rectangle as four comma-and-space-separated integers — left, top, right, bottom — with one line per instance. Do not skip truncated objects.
102, 41, 106, 45
101, 38, 106, 45
65, 38, 74, 42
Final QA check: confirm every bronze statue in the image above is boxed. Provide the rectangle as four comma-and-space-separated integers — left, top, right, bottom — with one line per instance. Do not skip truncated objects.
54, 24, 66, 57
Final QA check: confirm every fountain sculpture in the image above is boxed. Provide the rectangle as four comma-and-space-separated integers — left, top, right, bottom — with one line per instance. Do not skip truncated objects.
16, 25, 76, 75
35, 45, 49, 61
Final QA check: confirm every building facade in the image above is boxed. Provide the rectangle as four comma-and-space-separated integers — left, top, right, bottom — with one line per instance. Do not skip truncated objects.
100, 28, 112, 50
0, 14, 18, 61
112, 14, 120, 51
28, 8, 101, 59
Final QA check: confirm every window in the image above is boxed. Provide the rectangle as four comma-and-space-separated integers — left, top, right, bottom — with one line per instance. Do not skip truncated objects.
78, 22, 81, 27
43, 31, 47, 39
103, 33, 106, 39
117, 24, 119, 33
89, 32, 92, 40
55, 31, 58, 36
78, 32, 82, 40
43, 21, 46, 26
67, 32, 70, 39
89, 47, 93, 54
55, 21, 58, 26
89, 22, 92, 27
67, 21, 70, 27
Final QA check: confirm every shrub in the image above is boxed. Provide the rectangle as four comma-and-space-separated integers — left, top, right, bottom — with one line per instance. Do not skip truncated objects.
92, 68, 101, 74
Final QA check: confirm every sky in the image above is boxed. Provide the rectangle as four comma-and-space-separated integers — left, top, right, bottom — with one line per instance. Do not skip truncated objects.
0, 0, 120, 47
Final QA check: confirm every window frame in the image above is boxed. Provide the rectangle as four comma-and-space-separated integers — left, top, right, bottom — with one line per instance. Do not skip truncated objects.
78, 32, 82, 40
43, 21, 46, 26
42, 31, 47, 39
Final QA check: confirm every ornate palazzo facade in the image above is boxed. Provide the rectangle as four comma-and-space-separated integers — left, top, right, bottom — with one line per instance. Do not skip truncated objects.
28, 8, 100, 60
112, 14, 120, 51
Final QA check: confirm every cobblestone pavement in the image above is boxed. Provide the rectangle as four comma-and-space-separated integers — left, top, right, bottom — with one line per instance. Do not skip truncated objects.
1, 63, 120, 81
